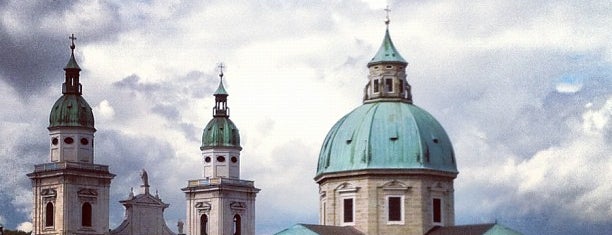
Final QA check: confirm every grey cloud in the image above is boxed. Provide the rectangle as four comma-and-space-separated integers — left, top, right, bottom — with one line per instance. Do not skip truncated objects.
94, 129, 198, 229
0, 121, 48, 228
152, 104, 181, 121
0, 1, 125, 97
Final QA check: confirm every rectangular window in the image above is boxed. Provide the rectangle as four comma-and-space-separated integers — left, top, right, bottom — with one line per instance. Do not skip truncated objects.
386, 79, 393, 92
388, 197, 402, 221
399, 80, 404, 94
433, 198, 442, 223
343, 198, 354, 223
373, 80, 379, 93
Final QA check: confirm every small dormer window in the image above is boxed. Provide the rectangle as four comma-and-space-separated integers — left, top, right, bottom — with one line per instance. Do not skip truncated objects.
373, 80, 380, 93
385, 79, 393, 92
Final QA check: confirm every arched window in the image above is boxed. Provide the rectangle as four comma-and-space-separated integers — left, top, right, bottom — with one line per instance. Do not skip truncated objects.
200, 214, 208, 235
45, 202, 54, 227
82, 202, 92, 227
233, 214, 241, 235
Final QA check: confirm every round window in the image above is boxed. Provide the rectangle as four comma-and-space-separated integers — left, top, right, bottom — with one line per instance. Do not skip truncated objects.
205, 157, 211, 163
217, 156, 226, 162
231, 157, 238, 163
64, 137, 74, 144
52, 138, 59, 145
80, 138, 89, 145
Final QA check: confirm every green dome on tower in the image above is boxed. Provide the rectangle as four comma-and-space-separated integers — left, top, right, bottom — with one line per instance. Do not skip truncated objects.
49, 34, 95, 130
49, 95, 95, 129
200, 68, 241, 150
201, 117, 241, 150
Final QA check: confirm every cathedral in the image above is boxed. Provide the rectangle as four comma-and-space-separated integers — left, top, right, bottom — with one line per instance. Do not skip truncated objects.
25, 15, 522, 235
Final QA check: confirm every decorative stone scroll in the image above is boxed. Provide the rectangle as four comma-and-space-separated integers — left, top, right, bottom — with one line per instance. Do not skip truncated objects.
78, 188, 98, 203
41, 188, 57, 202
195, 201, 211, 214
230, 202, 246, 210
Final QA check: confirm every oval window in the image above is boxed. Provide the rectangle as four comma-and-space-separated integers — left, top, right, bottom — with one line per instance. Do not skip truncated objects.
81, 138, 89, 145
52, 138, 59, 145
231, 157, 238, 163
217, 156, 226, 162
64, 137, 74, 144
205, 157, 211, 163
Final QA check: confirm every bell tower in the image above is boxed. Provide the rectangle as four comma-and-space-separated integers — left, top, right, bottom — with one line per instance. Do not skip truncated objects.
182, 65, 259, 235
27, 35, 115, 235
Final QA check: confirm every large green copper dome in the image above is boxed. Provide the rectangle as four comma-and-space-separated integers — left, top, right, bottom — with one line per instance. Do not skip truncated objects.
49, 94, 95, 129
201, 117, 241, 150
316, 102, 457, 177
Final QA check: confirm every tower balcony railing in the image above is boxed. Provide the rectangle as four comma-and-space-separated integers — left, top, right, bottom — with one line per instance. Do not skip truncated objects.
187, 177, 254, 187
33, 162, 109, 173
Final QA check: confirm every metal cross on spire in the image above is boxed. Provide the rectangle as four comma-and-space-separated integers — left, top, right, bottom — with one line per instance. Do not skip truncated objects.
217, 62, 225, 78
384, 5, 391, 25
69, 34, 77, 50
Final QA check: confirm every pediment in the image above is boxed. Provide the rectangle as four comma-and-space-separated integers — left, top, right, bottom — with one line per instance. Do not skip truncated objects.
122, 193, 168, 207
230, 201, 246, 210
380, 180, 410, 191
41, 188, 57, 197
78, 188, 98, 197
335, 182, 360, 194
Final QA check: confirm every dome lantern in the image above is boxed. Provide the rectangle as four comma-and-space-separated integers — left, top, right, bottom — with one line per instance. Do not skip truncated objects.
363, 15, 412, 104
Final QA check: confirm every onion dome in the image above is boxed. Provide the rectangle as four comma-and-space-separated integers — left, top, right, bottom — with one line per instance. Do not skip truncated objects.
201, 69, 241, 150
49, 34, 95, 130
49, 95, 95, 129
316, 20, 456, 178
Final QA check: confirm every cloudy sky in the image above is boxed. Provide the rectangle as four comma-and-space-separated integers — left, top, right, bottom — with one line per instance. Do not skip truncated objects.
0, 0, 610, 234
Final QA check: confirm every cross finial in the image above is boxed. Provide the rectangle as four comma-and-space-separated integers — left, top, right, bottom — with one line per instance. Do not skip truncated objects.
217, 62, 225, 78
384, 5, 391, 25
69, 34, 77, 50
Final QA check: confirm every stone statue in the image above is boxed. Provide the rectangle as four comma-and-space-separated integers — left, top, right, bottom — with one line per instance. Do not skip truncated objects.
177, 219, 184, 234
140, 169, 149, 187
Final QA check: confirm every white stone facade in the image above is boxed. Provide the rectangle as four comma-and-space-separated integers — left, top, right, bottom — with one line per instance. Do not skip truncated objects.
201, 147, 241, 179
49, 128, 95, 164
183, 178, 258, 235
317, 169, 456, 235
28, 163, 114, 235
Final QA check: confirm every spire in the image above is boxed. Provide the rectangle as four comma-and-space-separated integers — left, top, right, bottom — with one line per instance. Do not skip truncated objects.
214, 64, 228, 96
368, 6, 407, 67
213, 63, 230, 117
62, 34, 82, 95
64, 34, 81, 71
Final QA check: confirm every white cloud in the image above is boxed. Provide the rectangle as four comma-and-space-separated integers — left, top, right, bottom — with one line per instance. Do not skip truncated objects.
94, 100, 116, 120
556, 82, 583, 93
16, 222, 32, 232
